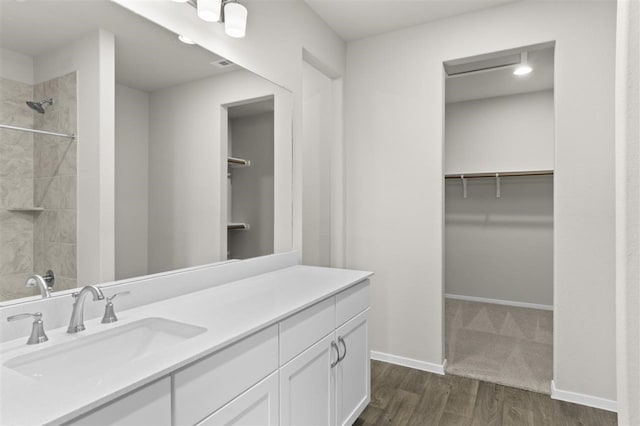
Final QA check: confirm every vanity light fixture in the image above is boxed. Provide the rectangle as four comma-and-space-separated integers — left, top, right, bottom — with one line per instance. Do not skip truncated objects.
176, 0, 249, 38
513, 51, 533, 76
224, 1, 248, 38
197, 0, 222, 22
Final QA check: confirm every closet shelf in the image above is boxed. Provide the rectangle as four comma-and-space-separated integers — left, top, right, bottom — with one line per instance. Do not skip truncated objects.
6, 207, 44, 212
227, 223, 250, 231
228, 157, 250, 167
444, 170, 553, 179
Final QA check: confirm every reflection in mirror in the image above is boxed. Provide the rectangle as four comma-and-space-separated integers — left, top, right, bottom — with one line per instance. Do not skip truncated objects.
0, 0, 292, 303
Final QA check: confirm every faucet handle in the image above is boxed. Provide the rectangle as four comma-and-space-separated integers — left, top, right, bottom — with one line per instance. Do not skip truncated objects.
101, 291, 130, 324
106, 291, 130, 302
7, 312, 48, 345
42, 270, 55, 288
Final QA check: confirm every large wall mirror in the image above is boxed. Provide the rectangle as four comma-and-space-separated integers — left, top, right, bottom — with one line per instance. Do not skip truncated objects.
0, 0, 293, 304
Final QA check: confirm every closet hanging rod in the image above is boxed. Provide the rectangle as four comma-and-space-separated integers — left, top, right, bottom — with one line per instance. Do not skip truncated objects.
227, 157, 250, 167
0, 124, 75, 139
227, 223, 250, 230
444, 170, 553, 179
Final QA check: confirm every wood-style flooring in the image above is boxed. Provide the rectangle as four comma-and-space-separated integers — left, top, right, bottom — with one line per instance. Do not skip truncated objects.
354, 360, 617, 426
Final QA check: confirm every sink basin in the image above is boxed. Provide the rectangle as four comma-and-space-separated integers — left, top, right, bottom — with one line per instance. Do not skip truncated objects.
4, 317, 207, 385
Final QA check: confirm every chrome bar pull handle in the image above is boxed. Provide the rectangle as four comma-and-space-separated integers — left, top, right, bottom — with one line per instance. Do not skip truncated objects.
337, 336, 347, 363
330, 341, 340, 368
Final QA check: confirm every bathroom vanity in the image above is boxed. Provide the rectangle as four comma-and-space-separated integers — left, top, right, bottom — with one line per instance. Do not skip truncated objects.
0, 263, 372, 425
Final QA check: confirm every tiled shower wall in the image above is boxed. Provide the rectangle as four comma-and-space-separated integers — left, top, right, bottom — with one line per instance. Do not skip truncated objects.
0, 73, 77, 302
0, 78, 35, 301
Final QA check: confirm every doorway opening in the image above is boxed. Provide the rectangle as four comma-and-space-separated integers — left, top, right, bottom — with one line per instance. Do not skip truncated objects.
226, 96, 275, 260
443, 42, 555, 394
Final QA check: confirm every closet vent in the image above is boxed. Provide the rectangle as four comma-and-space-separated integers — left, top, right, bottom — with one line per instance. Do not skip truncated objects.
212, 59, 235, 68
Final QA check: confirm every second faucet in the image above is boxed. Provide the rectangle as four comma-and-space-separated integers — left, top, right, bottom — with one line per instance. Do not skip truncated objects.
67, 285, 105, 334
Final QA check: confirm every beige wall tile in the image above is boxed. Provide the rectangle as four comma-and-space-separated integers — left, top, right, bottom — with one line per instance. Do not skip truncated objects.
0, 211, 33, 243
58, 140, 76, 176
0, 130, 33, 178
34, 136, 59, 178
0, 239, 33, 275
0, 177, 34, 208
59, 175, 76, 209
57, 210, 76, 244
0, 78, 33, 127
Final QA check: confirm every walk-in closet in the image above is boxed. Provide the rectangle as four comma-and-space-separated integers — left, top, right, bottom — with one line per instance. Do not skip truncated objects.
226, 98, 275, 260
444, 44, 555, 394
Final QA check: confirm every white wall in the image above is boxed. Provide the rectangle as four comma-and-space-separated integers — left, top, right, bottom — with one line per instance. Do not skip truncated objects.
147, 70, 290, 273
346, 1, 616, 404
445, 90, 554, 307
115, 84, 149, 280
113, 0, 346, 262
302, 61, 333, 267
228, 111, 274, 259
445, 90, 554, 174
445, 177, 553, 306
34, 29, 115, 286
615, 0, 640, 423
0, 48, 34, 84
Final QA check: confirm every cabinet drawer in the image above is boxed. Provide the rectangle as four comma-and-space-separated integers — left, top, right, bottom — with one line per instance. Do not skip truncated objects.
279, 297, 335, 365
65, 377, 171, 426
336, 280, 370, 327
174, 325, 278, 425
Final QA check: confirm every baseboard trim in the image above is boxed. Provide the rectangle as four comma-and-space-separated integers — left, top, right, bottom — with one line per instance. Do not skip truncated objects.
551, 380, 617, 412
370, 351, 446, 375
445, 293, 553, 311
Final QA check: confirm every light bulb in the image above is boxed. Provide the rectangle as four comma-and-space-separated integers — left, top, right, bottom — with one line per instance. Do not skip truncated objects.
513, 65, 533, 76
198, 0, 222, 22
224, 2, 247, 38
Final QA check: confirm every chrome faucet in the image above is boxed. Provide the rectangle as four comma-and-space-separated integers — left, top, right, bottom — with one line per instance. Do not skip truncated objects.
67, 285, 105, 334
25, 272, 53, 298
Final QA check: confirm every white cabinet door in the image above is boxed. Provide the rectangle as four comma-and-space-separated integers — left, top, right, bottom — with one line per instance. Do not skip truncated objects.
66, 377, 171, 426
280, 332, 337, 426
335, 309, 370, 426
197, 371, 279, 426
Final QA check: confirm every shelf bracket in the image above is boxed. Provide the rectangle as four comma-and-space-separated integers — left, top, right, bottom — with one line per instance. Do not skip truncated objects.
496, 173, 501, 198
461, 175, 468, 199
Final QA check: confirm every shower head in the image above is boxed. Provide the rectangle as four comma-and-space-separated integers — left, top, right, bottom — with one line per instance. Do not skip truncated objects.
26, 98, 54, 114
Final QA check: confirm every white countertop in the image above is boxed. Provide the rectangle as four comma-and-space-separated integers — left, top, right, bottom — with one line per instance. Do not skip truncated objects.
0, 265, 372, 425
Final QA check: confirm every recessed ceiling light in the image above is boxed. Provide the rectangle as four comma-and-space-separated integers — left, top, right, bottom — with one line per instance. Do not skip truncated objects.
178, 35, 196, 44
172, 0, 189, 2
513, 51, 533, 76
514, 65, 533, 75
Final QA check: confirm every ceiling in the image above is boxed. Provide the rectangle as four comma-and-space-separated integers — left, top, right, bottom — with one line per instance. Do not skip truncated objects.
304, 0, 519, 41
0, 0, 239, 92
228, 98, 274, 119
446, 46, 555, 103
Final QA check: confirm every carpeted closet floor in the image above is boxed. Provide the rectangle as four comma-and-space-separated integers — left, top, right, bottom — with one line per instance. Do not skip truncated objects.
445, 298, 553, 394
